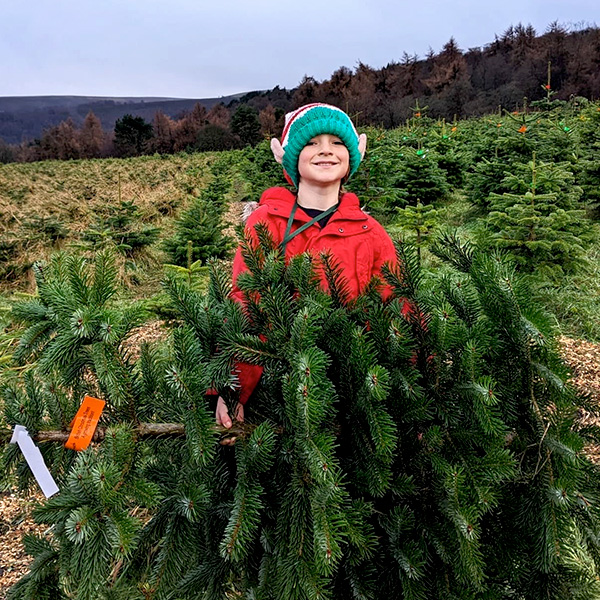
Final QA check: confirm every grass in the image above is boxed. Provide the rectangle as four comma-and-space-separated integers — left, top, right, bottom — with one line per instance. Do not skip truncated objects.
533, 242, 600, 342
0, 152, 217, 290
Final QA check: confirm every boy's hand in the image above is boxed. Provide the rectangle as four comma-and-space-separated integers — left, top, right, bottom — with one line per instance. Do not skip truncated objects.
216, 397, 244, 445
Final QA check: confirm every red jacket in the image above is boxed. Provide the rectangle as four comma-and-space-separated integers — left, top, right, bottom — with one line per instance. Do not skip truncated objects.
231, 186, 400, 404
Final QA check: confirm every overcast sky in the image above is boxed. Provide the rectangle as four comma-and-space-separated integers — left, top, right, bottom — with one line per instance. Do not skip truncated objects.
1, 0, 598, 99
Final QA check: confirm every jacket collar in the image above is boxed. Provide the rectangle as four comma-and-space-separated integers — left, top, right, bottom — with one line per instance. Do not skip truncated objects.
258, 186, 367, 223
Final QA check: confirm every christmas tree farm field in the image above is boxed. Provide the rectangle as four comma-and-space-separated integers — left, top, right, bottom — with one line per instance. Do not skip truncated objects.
2, 234, 600, 600
0, 152, 223, 291
1, 98, 600, 598
2, 99, 600, 340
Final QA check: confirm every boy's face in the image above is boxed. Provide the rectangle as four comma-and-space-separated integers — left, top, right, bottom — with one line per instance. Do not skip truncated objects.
297, 134, 350, 187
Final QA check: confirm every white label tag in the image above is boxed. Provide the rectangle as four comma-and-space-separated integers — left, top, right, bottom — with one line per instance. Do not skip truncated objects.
10, 425, 60, 498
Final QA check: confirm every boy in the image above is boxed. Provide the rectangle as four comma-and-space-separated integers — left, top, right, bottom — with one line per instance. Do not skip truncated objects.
216, 103, 401, 433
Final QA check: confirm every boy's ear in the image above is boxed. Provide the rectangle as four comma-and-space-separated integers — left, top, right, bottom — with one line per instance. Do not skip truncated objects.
270, 138, 284, 164
358, 133, 367, 158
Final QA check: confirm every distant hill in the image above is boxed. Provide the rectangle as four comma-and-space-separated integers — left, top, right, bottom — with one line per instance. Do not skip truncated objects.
0, 93, 247, 144
3, 22, 600, 147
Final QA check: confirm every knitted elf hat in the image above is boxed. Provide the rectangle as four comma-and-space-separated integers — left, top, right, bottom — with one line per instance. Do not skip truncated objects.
270, 103, 367, 188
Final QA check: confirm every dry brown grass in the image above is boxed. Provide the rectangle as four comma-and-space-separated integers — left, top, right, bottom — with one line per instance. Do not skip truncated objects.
0, 154, 213, 226
0, 153, 220, 291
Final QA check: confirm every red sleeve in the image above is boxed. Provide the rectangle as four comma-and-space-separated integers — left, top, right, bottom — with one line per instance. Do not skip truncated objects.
229, 208, 277, 404
371, 222, 413, 317
233, 361, 264, 405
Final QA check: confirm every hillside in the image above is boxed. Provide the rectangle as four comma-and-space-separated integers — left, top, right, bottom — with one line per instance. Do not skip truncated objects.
0, 152, 221, 288
0, 93, 248, 145
1, 98, 599, 342
1, 99, 600, 599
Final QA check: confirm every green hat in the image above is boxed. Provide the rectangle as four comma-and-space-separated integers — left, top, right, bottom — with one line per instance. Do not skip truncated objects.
278, 103, 363, 188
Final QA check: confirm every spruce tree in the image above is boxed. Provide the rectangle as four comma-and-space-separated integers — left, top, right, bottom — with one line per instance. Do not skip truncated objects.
230, 105, 262, 148
484, 154, 592, 273
2, 233, 600, 600
113, 115, 153, 157
163, 169, 233, 267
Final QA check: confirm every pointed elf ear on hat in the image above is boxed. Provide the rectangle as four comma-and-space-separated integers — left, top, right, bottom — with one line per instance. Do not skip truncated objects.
270, 138, 284, 164
358, 133, 367, 158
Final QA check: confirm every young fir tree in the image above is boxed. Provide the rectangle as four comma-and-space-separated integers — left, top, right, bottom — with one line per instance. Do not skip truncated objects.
393, 201, 439, 263
573, 101, 600, 219
463, 110, 554, 205
2, 233, 600, 600
427, 122, 468, 188
392, 147, 450, 207
81, 200, 160, 257
484, 154, 592, 274
465, 155, 514, 208
163, 168, 233, 267
346, 128, 407, 219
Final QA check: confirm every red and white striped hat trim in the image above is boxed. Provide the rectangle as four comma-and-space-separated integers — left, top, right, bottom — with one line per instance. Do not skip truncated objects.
280, 103, 358, 148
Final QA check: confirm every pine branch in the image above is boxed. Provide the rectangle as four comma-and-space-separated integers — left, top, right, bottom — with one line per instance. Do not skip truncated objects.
430, 231, 475, 273
320, 251, 351, 307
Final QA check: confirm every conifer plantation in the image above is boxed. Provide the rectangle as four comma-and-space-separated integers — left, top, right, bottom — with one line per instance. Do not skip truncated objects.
1, 97, 600, 599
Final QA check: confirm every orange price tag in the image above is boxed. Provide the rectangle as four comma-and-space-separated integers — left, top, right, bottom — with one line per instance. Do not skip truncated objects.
65, 396, 105, 451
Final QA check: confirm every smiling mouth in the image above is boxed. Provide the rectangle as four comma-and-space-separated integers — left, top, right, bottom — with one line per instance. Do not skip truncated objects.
313, 161, 339, 167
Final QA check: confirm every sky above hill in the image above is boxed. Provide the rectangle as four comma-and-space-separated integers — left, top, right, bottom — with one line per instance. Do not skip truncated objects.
1, 0, 598, 99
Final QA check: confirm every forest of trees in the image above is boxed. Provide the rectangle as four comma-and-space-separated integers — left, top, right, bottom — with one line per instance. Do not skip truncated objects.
0, 102, 263, 163
1, 22, 599, 163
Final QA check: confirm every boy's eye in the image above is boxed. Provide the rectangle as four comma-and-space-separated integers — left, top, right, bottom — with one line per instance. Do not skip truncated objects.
304, 137, 345, 147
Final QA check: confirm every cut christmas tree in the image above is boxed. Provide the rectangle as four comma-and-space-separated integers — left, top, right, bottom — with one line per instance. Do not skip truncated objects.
2, 232, 600, 600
